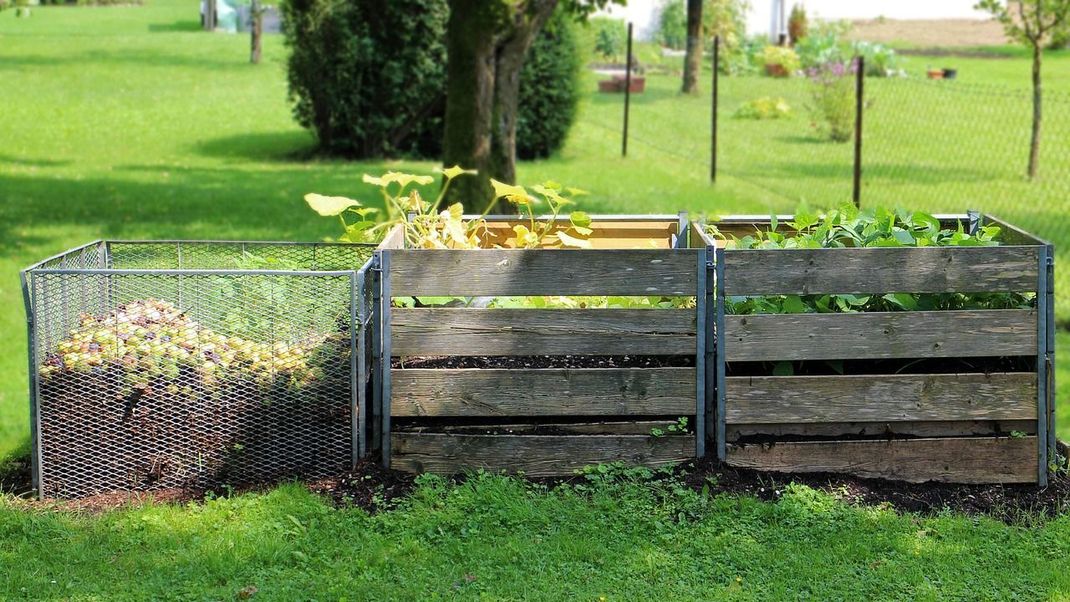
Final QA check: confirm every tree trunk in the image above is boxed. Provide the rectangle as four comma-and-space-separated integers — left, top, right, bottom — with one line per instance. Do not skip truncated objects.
443, 0, 557, 213
1028, 42, 1042, 180
682, 0, 703, 94
250, 0, 262, 64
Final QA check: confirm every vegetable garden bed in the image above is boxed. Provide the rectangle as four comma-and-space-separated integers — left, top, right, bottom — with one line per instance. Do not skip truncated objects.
378, 215, 705, 475
696, 212, 1055, 485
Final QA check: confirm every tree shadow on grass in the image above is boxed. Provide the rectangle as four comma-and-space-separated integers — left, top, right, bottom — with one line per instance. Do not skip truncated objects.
0, 153, 72, 168
147, 20, 202, 33
193, 132, 321, 162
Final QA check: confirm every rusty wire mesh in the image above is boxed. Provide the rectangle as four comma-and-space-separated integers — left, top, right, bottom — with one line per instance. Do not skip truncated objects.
24, 241, 374, 498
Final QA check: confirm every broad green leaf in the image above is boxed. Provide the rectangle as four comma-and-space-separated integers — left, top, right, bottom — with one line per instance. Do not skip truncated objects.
305, 193, 361, 216
491, 179, 529, 202
555, 230, 592, 249
438, 165, 477, 180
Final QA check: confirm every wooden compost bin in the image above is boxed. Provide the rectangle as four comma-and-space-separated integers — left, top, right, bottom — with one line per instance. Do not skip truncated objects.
376, 215, 707, 476
696, 213, 1055, 485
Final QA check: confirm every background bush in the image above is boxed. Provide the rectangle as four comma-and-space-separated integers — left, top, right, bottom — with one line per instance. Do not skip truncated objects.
516, 10, 582, 160
281, 0, 579, 160
280, 0, 449, 158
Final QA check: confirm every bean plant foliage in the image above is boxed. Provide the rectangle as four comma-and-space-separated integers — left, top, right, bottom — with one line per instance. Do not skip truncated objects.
706, 204, 1035, 315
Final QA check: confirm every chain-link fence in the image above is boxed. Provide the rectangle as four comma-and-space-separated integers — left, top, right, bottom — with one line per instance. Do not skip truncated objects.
582, 68, 1070, 322
22, 241, 374, 498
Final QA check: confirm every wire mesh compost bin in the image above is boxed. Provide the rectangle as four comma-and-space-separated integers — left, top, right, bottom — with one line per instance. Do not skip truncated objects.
22, 241, 375, 498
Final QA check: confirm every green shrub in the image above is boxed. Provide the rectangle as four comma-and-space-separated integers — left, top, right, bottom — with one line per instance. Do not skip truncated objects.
760, 45, 800, 76
280, 0, 449, 158
852, 41, 901, 77
794, 20, 849, 69
517, 10, 582, 160
734, 97, 791, 120
590, 16, 626, 62
657, 0, 688, 50
807, 61, 855, 142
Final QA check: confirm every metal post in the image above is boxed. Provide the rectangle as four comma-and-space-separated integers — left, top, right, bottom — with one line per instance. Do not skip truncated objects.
622, 21, 633, 158
714, 247, 727, 461
379, 251, 392, 469
1045, 246, 1056, 465
711, 35, 720, 183
695, 248, 707, 458
675, 212, 689, 248
1037, 245, 1050, 486
21, 271, 42, 497
853, 55, 864, 208
352, 269, 364, 463
967, 210, 982, 235
370, 256, 382, 455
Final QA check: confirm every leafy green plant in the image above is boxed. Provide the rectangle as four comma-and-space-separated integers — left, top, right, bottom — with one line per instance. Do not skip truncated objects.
734, 97, 792, 120
853, 41, 901, 77
806, 60, 855, 142
760, 45, 800, 76
591, 16, 626, 62
706, 204, 1035, 316
305, 167, 592, 250
651, 417, 689, 438
794, 19, 850, 69
788, 3, 807, 45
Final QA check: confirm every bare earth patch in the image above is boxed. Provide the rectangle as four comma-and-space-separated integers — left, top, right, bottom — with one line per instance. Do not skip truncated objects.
847, 18, 1007, 48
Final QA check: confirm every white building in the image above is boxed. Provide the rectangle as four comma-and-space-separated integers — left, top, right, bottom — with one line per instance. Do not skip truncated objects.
598, 0, 991, 42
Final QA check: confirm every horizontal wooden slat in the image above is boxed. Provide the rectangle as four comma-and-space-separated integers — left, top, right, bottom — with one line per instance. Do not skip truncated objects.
726, 373, 1037, 423
723, 246, 1039, 295
388, 249, 698, 296
726, 420, 1037, 442
480, 221, 678, 249
727, 437, 1037, 484
392, 308, 696, 356
395, 421, 684, 436
724, 310, 1036, 361
391, 433, 695, 476
392, 368, 695, 417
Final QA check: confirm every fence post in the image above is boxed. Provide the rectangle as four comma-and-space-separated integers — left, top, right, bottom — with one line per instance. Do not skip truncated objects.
250, 0, 263, 64
622, 21, 633, 158
711, 35, 719, 183
852, 55, 864, 208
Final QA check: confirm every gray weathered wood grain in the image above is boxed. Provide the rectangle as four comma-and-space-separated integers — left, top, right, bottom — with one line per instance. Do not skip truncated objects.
727, 436, 1037, 483
394, 420, 684, 436
723, 246, 1040, 295
724, 310, 1037, 361
726, 373, 1037, 423
391, 433, 695, 476
391, 368, 696, 416
392, 308, 697, 356
387, 249, 699, 296
725, 420, 1036, 441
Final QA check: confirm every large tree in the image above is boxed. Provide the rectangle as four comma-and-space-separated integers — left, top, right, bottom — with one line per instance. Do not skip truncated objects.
977, 0, 1070, 179
443, 0, 616, 211
681, 0, 703, 93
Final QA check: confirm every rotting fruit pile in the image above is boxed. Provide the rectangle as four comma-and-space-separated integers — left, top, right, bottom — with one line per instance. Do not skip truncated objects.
40, 299, 329, 393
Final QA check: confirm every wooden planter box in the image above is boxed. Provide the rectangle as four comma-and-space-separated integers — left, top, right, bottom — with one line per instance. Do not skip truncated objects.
375, 215, 704, 476
693, 213, 1055, 485
598, 75, 646, 93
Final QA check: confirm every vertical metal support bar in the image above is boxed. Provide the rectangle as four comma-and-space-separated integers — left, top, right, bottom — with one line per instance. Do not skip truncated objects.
176, 241, 184, 307
675, 212, 689, 249
21, 271, 42, 497
1037, 245, 1049, 486
967, 210, 982, 235
622, 21, 633, 158
370, 254, 383, 456
852, 55, 864, 208
380, 250, 393, 468
695, 248, 707, 458
710, 35, 719, 183
350, 270, 363, 464
1045, 246, 1056, 463
714, 247, 727, 461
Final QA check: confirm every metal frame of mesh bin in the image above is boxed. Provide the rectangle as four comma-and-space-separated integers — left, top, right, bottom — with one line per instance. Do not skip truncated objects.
22, 241, 375, 498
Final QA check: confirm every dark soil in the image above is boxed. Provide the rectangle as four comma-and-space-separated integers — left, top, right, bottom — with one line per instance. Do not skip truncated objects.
394, 355, 694, 369
307, 459, 416, 512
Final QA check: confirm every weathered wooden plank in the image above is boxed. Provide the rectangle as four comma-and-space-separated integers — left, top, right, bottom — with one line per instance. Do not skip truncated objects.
727, 437, 1037, 484
724, 310, 1036, 361
378, 224, 405, 250
391, 433, 695, 476
723, 246, 1040, 295
725, 420, 1036, 442
391, 368, 695, 417
726, 373, 1037, 423
388, 249, 698, 296
392, 308, 696, 356
394, 421, 684, 436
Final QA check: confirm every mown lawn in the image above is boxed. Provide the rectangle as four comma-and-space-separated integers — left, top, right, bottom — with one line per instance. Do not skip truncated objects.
2, 3, 1070, 597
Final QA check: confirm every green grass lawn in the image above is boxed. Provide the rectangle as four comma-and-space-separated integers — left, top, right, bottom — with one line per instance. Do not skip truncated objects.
2, 3, 1070, 597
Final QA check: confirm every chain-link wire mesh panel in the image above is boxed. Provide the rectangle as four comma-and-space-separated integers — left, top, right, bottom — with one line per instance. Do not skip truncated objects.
26, 242, 374, 498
